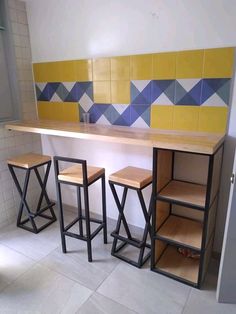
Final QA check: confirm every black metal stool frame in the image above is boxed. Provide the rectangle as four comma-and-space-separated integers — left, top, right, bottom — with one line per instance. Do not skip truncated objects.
109, 180, 152, 268
8, 160, 56, 234
54, 156, 107, 262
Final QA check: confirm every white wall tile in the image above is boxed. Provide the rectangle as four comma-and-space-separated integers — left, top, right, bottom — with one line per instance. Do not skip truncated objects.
0, 0, 41, 229
9, 8, 18, 22
8, 0, 17, 10
17, 10, 27, 25
16, 1, 26, 12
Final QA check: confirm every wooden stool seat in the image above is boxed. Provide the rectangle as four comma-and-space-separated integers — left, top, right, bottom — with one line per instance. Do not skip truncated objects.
58, 165, 105, 185
109, 166, 152, 189
7, 153, 51, 169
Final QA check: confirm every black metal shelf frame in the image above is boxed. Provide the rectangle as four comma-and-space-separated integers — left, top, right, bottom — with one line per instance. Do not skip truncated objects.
150, 144, 224, 289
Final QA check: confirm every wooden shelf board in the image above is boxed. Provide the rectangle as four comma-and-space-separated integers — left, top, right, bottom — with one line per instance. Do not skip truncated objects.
157, 215, 203, 249
156, 245, 199, 284
159, 180, 206, 207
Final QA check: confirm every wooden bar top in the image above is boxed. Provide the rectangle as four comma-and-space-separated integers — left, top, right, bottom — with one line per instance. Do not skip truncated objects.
5, 120, 225, 155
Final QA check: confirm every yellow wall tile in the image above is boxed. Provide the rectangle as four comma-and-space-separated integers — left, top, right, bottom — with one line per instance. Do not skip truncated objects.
37, 101, 49, 119
173, 106, 199, 131
93, 81, 111, 103
33, 63, 46, 82
34, 60, 93, 82
42, 62, 61, 82
50, 102, 65, 120
130, 54, 153, 80
111, 81, 130, 104
93, 58, 110, 81
203, 47, 235, 78
111, 56, 130, 80
62, 103, 79, 122
151, 105, 173, 129
59, 61, 76, 82
198, 106, 228, 133
33, 62, 61, 82
176, 50, 204, 78
153, 52, 176, 79
74, 59, 93, 81
38, 102, 63, 120
37, 101, 79, 122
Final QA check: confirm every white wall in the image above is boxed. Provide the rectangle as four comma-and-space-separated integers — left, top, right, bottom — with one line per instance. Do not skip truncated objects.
25, 0, 236, 251
26, 0, 236, 62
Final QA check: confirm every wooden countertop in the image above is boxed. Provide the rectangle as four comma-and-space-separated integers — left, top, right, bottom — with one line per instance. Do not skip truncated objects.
5, 120, 225, 154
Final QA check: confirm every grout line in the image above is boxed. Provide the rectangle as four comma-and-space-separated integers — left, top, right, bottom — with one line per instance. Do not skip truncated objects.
34, 251, 94, 291
75, 292, 95, 312
181, 287, 192, 314
0, 240, 38, 262
0, 259, 36, 294
94, 259, 122, 293
36, 243, 113, 292
95, 291, 140, 314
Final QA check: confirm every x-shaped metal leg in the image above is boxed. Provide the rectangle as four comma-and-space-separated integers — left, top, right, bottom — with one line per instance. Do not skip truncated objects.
137, 189, 152, 266
8, 162, 56, 234
110, 183, 132, 253
9, 165, 38, 233
109, 181, 152, 268
34, 162, 56, 220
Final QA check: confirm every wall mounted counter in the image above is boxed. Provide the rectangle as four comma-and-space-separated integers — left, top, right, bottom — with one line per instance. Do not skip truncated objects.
5, 120, 225, 155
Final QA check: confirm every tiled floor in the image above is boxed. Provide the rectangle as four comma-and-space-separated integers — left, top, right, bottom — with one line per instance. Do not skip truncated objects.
0, 210, 235, 314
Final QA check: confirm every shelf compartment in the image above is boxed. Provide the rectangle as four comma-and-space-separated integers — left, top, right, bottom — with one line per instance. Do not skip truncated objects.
157, 215, 203, 250
156, 245, 199, 284
158, 180, 206, 208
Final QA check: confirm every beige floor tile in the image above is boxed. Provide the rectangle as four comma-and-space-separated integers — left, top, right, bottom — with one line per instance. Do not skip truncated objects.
98, 262, 190, 314
0, 222, 60, 261
0, 244, 35, 292
77, 292, 137, 314
0, 263, 92, 313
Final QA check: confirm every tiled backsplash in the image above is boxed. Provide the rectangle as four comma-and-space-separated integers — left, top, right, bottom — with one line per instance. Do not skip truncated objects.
33, 47, 234, 133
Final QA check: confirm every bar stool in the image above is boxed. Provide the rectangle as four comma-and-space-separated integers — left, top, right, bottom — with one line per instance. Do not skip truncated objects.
54, 156, 107, 262
109, 166, 153, 268
7, 153, 56, 233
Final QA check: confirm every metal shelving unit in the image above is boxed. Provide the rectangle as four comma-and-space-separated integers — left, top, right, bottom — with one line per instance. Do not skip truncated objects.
151, 145, 224, 288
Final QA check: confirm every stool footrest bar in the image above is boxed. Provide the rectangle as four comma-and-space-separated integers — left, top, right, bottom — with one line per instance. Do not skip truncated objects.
111, 250, 151, 268
18, 218, 56, 234
111, 231, 145, 248
65, 217, 80, 231
91, 224, 104, 239
64, 223, 105, 240
64, 231, 88, 242
38, 213, 55, 220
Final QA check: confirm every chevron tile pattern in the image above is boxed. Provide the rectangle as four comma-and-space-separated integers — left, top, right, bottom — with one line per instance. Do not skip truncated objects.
150, 78, 230, 106
151, 80, 175, 105
130, 104, 150, 128
201, 78, 231, 107
131, 80, 152, 104
175, 79, 202, 105
79, 103, 150, 127
36, 77, 231, 129
84, 104, 130, 126
36, 82, 93, 103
